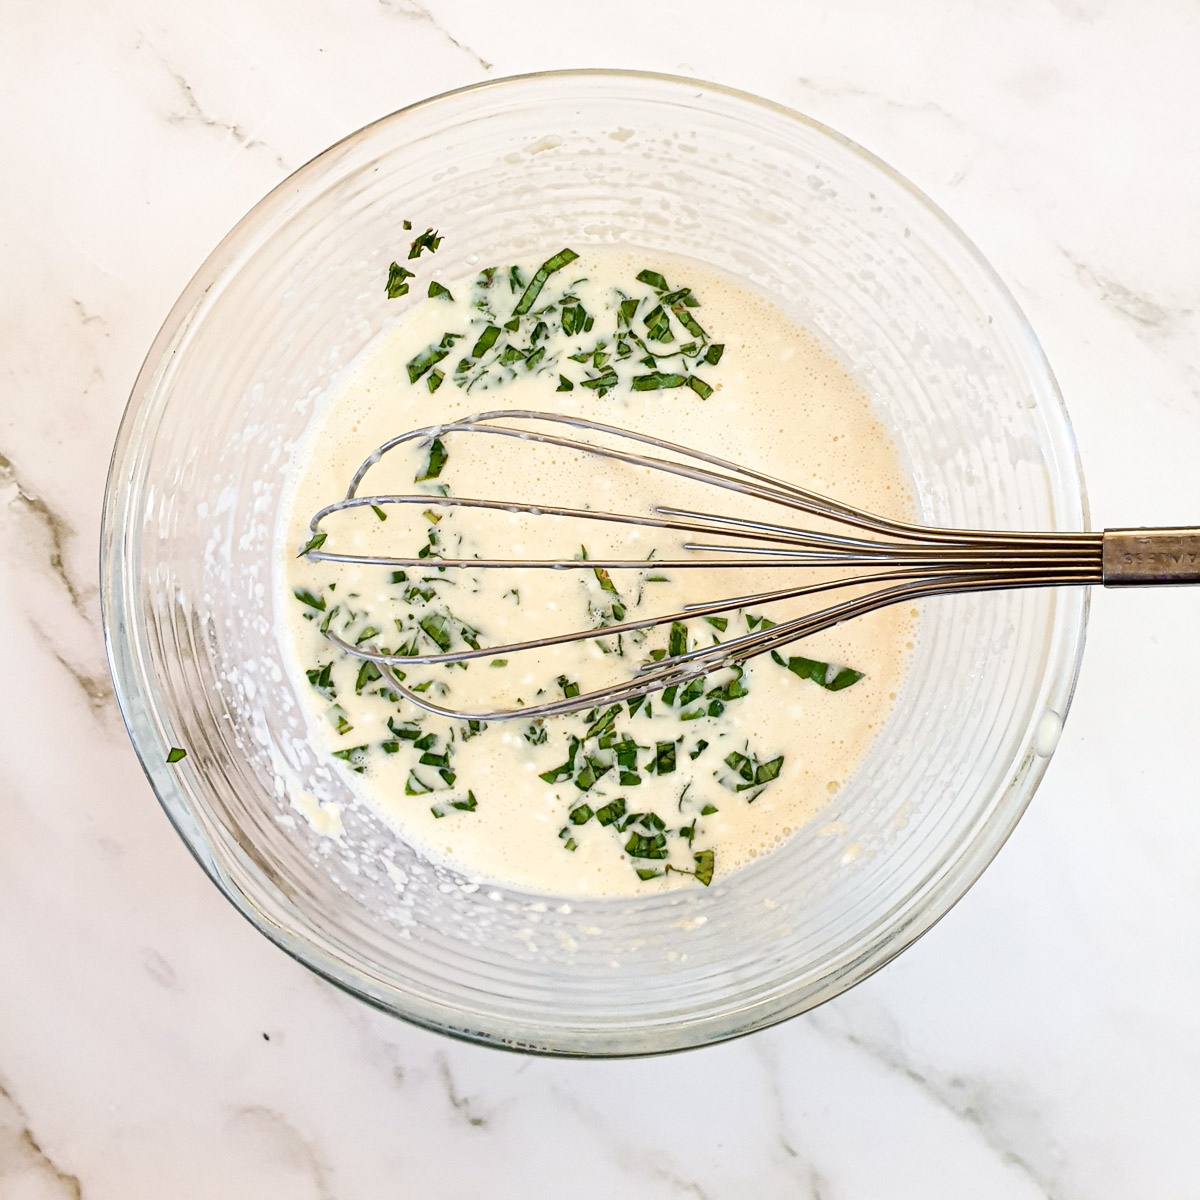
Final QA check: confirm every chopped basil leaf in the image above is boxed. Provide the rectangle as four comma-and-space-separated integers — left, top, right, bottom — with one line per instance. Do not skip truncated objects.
408, 228, 442, 259
415, 436, 448, 481
756, 756, 784, 784
631, 371, 688, 390
668, 622, 688, 658
512, 248, 579, 316
332, 746, 369, 773
540, 738, 580, 783
659, 286, 697, 307
166, 747, 187, 764
781, 654, 865, 691
574, 755, 611, 791
386, 262, 415, 298
654, 742, 677, 775
721, 746, 785, 794
595, 798, 626, 826
580, 366, 619, 392
584, 704, 622, 742
643, 304, 673, 343
419, 613, 452, 652
671, 303, 705, 340
636, 268, 669, 292
406, 341, 451, 384
298, 531, 327, 557
432, 791, 478, 818
306, 662, 335, 700
624, 830, 668, 859
355, 661, 381, 694
327, 705, 352, 735
724, 750, 752, 781
405, 770, 434, 795
707, 667, 748, 703
471, 324, 501, 357
593, 565, 618, 594
294, 588, 325, 611
562, 303, 589, 336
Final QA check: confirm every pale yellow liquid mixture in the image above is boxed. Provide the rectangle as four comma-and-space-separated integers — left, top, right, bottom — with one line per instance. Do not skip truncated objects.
277, 249, 915, 895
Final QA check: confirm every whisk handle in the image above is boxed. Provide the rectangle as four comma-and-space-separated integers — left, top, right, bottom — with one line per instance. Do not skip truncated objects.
1102, 528, 1200, 585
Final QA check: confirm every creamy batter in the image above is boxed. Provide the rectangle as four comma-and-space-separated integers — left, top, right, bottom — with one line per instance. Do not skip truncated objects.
276, 246, 915, 895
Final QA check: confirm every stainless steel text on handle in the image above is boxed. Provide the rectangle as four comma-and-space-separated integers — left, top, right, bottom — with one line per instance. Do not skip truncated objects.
1102, 529, 1200, 585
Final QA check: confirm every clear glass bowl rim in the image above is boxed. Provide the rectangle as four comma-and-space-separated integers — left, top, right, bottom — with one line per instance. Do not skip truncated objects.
100, 68, 1090, 1057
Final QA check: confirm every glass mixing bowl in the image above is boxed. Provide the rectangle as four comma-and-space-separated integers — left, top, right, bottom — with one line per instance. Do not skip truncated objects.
101, 70, 1088, 1056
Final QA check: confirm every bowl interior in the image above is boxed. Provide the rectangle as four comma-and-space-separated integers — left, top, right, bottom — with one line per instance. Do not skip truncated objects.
102, 71, 1087, 1055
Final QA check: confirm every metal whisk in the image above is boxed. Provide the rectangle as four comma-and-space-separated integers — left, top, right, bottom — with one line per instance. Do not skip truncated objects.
303, 409, 1199, 721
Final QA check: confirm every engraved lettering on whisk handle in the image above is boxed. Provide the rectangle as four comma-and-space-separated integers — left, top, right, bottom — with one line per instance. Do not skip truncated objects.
1102, 528, 1200, 585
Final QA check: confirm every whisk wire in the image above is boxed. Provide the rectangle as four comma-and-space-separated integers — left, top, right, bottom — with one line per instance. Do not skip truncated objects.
302, 410, 1190, 721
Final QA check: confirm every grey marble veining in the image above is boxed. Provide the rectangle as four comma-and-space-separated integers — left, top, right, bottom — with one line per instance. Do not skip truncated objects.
3, 1, 1199, 1196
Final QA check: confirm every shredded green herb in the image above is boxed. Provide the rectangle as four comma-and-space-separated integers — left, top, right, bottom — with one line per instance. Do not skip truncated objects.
408, 228, 443, 259
406, 335, 458, 384
774, 652, 865, 691
471, 324, 501, 358
386, 263, 415, 298
415, 437, 448, 482
632, 371, 688, 390
294, 588, 325, 612
595, 798, 626, 826
513, 248, 580, 316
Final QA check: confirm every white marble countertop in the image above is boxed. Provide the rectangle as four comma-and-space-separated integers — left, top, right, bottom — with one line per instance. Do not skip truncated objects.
4, 2, 1199, 1196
